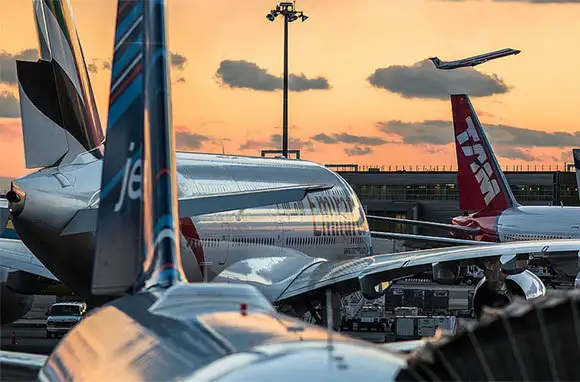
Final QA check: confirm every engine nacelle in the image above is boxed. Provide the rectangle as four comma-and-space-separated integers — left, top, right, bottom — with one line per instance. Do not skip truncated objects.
0, 283, 34, 325
432, 262, 460, 285
472, 269, 545, 319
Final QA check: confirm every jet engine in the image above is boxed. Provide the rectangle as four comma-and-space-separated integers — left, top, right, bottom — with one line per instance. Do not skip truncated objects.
0, 283, 33, 325
472, 269, 545, 319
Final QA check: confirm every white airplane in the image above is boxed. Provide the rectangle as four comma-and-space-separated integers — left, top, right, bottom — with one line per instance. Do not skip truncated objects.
371, 94, 580, 280
429, 48, 520, 70
1, 0, 577, 328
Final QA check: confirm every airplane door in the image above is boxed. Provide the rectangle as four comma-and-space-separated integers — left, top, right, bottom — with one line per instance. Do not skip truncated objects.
569, 226, 579, 239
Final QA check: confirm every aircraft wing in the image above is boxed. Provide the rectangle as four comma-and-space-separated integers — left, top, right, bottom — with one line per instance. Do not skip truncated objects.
0, 238, 58, 281
367, 215, 481, 235
274, 239, 580, 303
371, 231, 487, 246
0, 350, 46, 378
60, 184, 332, 236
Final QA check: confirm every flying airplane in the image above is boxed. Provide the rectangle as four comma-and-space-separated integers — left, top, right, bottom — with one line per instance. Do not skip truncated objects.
1, 3, 411, 377
3, 0, 579, 328
429, 48, 521, 70
370, 94, 580, 280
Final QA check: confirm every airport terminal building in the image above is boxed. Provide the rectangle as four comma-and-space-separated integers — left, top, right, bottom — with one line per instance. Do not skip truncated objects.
331, 165, 579, 237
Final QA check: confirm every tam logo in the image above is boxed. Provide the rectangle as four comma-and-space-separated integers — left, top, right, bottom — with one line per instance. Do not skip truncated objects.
114, 142, 142, 212
456, 116, 500, 205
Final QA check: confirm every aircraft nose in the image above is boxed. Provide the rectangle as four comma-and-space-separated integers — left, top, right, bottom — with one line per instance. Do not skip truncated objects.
6, 181, 26, 218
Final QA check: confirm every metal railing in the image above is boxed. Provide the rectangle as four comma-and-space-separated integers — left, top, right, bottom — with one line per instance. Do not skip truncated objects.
326, 163, 573, 173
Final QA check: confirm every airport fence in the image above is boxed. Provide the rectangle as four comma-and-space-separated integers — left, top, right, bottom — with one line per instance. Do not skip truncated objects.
326, 163, 574, 173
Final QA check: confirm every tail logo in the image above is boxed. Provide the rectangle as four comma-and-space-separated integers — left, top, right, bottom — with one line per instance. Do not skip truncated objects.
456, 116, 500, 206
114, 142, 142, 212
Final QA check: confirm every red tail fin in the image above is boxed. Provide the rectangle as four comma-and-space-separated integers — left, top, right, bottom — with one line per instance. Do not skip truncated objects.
451, 94, 517, 213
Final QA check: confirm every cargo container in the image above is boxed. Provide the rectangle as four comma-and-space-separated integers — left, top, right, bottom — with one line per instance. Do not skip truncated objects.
394, 317, 415, 338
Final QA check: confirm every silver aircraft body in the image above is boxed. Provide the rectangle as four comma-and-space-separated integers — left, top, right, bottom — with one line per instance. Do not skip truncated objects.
10, 151, 371, 303
429, 48, 520, 70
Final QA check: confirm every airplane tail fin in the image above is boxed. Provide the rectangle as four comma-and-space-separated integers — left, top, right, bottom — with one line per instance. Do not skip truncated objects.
429, 57, 442, 68
451, 94, 518, 213
92, 0, 185, 297
15, 0, 104, 169
573, 149, 580, 197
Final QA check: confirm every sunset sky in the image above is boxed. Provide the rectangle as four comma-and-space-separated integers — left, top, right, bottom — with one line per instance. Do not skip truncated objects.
1, 0, 580, 179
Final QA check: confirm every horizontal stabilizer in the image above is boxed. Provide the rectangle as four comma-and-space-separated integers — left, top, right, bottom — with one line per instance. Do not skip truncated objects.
178, 184, 332, 217
0, 239, 58, 281
367, 215, 481, 235
371, 231, 489, 246
61, 184, 333, 236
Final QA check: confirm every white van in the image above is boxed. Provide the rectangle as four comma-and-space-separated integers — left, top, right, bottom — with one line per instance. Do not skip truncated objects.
45, 302, 87, 338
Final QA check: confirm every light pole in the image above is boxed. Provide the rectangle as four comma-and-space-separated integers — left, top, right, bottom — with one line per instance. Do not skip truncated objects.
266, 2, 308, 159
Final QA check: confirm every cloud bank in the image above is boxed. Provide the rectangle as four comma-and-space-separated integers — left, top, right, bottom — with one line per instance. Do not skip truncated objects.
216, 60, 330, 92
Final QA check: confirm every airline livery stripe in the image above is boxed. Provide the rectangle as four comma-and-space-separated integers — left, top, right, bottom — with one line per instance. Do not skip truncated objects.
108, 73, 143, 128
116, 0, 133, 18
110, 60, 143, 104
112, 35, 142, 79
154, 214, 173, 237
111, 52, 143, 94
114, 15, 144, 52
114, 4, 143, 46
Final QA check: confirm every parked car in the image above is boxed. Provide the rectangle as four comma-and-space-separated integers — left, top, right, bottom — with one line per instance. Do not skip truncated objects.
45, 302, 87, 339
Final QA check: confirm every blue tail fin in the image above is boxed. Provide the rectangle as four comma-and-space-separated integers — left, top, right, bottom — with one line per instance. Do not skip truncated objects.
92, 0, 145, 296
93, 0, 184, 296
140, 0, 184, 290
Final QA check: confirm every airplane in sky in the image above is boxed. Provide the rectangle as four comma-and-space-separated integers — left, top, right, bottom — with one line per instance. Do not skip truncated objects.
429, 48, 521, 70
2, 0, 578, 329
370, 94, 580, 280
1, 3, 411, 377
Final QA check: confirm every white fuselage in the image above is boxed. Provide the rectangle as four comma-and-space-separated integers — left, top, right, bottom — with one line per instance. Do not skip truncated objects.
11, 152, 373, 302
497, 206, 580, 242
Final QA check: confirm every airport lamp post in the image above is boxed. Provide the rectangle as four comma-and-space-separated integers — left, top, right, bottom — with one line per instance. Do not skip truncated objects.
266, 2, 308, 158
